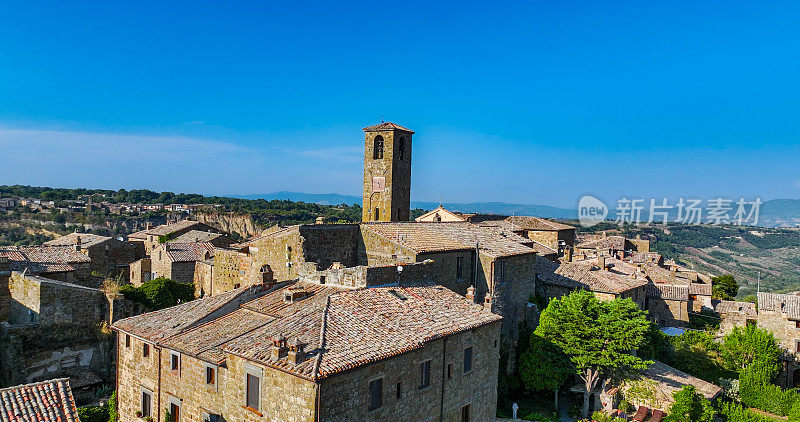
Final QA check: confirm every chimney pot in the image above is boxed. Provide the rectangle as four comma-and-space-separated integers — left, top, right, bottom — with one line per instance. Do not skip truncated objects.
465, 286, 476, 303
287, 338, 305, 364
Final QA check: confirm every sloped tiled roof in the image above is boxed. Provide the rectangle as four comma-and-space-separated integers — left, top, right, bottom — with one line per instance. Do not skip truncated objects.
362, 122, 414, 133
172, 230, 229, 244
713, 300, 757, 317
0, 246, 91, 274
159, 242, 215, 262
688, 283, 712, 296
44, 232, 111, 248
0, 378, 79, 422
129, 220, 210, 240
362, 222, 535, 258
505, 216, 574, 231
114, 280, 501, 380
577, 235, 626, 251
623, 361, 722, 409
758, 292, 800, 320
645, 283, 689, 300
538, 259, 647, 295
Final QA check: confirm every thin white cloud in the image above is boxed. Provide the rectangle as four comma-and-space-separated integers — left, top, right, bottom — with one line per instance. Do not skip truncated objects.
287, 146, 363, 163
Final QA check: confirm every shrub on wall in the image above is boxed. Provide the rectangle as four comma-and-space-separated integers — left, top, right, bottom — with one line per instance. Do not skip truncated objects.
740, 363, 799, 416
719, 402, 783, 422
118, 277, 194, 310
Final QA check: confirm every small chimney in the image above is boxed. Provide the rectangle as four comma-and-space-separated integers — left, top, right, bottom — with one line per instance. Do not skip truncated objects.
271, 336, 287, 360
287, 338, 305, 365
483, 295, 493, 311
74, 228, 80, 234
597, 255, 606, 270
74, 236, 82, 252
0, 257, 10, 275
564, 246, 573, 262
670, 268, 677, 278
466, 286, 476, 303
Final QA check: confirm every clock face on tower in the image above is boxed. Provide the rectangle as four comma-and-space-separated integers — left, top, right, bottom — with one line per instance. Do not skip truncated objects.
372, 176, 386, 193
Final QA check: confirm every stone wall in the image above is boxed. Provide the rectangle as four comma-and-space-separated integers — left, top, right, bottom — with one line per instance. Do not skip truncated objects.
195, 211, 260, 238
362, 129, 412, 222
83, 239, 139, 279
646, 298, 688, 327
318, 322, 500, 421
129, 258, 151, 286
7, 272, 107, 326
194, 261, 213, 297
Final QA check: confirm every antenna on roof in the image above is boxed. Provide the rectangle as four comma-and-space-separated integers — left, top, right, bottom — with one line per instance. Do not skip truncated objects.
757, 271, 761, 294
380, 115, 384, 123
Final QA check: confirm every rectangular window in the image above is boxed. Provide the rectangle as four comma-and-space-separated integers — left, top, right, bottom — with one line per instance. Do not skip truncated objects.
447, 363, 453, 379
141, 390, 152, 417
206, 366, 216, 385
419, 360, 431, 389
246, 373, 260, 411
170, 351, 180, 372
456, 257, 464, 279
169, 402, 180, 422
464, 347, 473, 373
461, 404, 470, 422
369, 378, 382, 411
396, 381, 403, 400
795, 320, 800, 329
125, 334, 130, 348
143, 344, 150, 358
374, 207, 380, 221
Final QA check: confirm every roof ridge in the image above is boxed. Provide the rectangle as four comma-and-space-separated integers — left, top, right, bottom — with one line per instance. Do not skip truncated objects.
312, 295, 332, 380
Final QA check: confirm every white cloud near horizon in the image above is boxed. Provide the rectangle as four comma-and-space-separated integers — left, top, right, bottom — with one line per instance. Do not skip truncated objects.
0, 128, 362, 196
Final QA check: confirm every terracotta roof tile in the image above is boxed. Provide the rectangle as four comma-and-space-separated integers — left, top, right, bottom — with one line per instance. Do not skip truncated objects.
505, 216, 574, 231
538, 258, 647, 295
0, 378, 79, 422
362, 222, 535, 258
115, 280, 501, 380
713, 300, 757, 317
44, 233, 111, 248
362, 122, 414, 133
0, 246, 90, 274
758, 292, 800, 320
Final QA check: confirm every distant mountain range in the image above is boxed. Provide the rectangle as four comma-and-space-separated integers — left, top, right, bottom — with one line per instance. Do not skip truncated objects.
238, 192, 800, 227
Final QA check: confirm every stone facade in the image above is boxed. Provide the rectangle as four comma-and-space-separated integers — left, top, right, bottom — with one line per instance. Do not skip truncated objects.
362, 123, 413, 222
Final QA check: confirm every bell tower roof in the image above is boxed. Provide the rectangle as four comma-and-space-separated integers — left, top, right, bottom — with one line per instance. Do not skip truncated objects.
362, 122, 415, 134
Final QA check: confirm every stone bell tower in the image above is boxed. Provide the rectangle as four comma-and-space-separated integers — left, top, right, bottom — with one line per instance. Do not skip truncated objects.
362, 122, 414, 222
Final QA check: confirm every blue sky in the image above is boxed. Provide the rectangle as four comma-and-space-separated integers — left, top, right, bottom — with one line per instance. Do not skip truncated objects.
1, 1, 799, 208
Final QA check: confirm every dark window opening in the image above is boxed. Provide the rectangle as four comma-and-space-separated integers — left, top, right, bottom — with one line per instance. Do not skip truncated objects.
456, 257, 464, 279
320, 276, 326, 285
206, 366, 216, 385
447, 363, 453, 379
171, 353, 179, 371
373, 135, 384, 159
374, 207, 380, 221
398, 137, 405, 161
396, 381, 403, 400
125, 334, 130, 348
461, 404, 470, 422
246, 373, 260, 410
464, 347, 473, 373
369, 378, 383, 411
170, 402, 180, 422
419, 360, 431, 389
143, 344, 150, 358
141, 391, 152, 417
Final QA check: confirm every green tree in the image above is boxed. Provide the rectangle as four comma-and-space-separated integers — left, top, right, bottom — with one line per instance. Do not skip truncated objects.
712, 274, 739, 300
664, 385, 715, 422
721, 325, 780, 373
535, 290, 651, 418
789, 399, 800, 422
118, 277, 195, 310
519, 334, 573, 409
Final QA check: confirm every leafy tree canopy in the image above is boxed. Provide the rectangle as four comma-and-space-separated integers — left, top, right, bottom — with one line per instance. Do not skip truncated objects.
119, 277, 194, 311
721, 325, 780, 374
712, 274, 739, 300
519, 334, 573, 392
664, 385, 715, 422
535, 289, 651, 418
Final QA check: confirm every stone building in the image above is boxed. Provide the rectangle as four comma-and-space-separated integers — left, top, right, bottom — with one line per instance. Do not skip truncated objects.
359, 221, 538, 335
130, 242, 215, 285
112, 278, 501, 422
415, 205, 468, 223
44, 232, 138, 279
575, 233, 650, 257
362, 122, 414, 222
0, 246, 93, 287
1, 272, 112, 394
128, 220, 226, 255
171, 230, 235, 247
713, 299, 757, 334
536, 255, 648, 308
757, 292, 800, 387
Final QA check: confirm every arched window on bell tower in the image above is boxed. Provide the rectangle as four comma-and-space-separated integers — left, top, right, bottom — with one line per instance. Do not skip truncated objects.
373, 135, 384, 159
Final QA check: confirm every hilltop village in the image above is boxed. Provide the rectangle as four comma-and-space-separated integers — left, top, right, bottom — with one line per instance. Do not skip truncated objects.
0, 123, 797, 421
